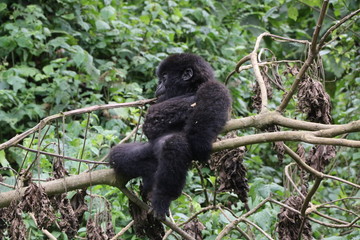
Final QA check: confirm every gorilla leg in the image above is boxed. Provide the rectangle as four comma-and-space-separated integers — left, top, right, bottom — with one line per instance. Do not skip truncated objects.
109, 143, 157, 195
151, 134, 192, 219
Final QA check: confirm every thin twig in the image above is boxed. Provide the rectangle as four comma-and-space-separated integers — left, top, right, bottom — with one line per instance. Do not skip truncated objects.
16, 144, 109, 165
298, 178, 322, 239
318, 8, 360, 49
110, 220, 134, 240
283, 145, 360, 189
237, 60, 303, 73
284, 163, 305, 198
278, 1, 329, 111
119, 186, 195, 240
242, 219, 274, 240
216, 197, 271, 240
78, 113, 91, 173
0, 98, 155, 150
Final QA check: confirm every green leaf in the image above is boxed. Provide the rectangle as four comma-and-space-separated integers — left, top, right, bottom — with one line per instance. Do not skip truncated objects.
15, 66, 39, 77
288, 6, 299, 21
0, 36, 16, 56
100, 6, 116, 20
62, 13, 75, 20
15, 36, 33, 48
43, 65, 54, 75
299, 0, 321, 7
34, 73, 47, 81
0, 150, 10, 167
95, 20, 111, 30
48, 37, 71, 49
253, 209, 273, 231
73, 51, 86, 67
0, 3, 7, 12
7, 76, 26, 93
140, 15, 151, 25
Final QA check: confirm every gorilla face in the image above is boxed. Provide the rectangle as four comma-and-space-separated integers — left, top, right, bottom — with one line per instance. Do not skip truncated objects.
155, 53, 214, 102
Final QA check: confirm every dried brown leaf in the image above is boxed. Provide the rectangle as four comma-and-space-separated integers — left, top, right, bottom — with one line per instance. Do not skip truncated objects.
283, 64, 300, 76
297, 77, 332, 124
20, 183, 56, 229
263, 125, 284, 162
0, 207, 8, 238
183, 218, 205, 240
277, 196, 312, 240
211, 145, 248, 204
306, 145, 336, 173
86, 218, 108, 240
53, 157, 69, 179
129, 200, 164, 240
70, 190, 88, 222
296, 144, 306, 159
58, 195, 79, 239
4, 201, 27, 240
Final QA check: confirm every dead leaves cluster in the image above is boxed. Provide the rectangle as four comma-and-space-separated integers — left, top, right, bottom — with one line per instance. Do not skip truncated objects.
211, 143, 249, 205
297, 77, 332, 124
277, 195, 312, 240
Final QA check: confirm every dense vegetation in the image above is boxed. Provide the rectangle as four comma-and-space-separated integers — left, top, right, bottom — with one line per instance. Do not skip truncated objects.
0, 0, 359, 239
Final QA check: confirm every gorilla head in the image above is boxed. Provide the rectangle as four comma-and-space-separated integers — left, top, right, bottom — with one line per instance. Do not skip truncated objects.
155, 53, 216, 102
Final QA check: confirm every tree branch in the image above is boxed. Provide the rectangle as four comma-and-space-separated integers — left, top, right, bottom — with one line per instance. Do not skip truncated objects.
0, 99, 155, 151
251, 32, 270, 112
278, 1, 329, 111
318, 8, 360, 49
0, 169, 121, 208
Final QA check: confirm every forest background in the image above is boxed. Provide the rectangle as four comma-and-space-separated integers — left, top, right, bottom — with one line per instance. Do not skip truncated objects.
0, 0, 359, 239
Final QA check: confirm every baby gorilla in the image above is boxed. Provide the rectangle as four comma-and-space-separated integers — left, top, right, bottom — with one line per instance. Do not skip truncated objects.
110, 53, 231, 219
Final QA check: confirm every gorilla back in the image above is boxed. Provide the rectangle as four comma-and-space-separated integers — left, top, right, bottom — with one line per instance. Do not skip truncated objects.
110, 53, 231, 219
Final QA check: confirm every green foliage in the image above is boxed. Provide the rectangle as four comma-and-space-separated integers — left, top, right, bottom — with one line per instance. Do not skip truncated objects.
0, 0, 359, 239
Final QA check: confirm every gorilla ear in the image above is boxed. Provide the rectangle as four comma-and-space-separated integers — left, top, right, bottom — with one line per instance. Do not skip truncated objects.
182, 68, 193, 81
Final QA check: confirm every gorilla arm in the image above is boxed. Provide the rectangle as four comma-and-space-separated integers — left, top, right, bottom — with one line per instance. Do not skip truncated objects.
185, 81, 231, 162
143, 94, 196, 141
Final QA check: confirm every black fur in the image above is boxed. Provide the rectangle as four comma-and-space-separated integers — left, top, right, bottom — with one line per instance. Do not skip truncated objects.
110, 53, 231, 219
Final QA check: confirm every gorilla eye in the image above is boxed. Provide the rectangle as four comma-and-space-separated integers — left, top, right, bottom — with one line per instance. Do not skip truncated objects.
161, 73, 168, 81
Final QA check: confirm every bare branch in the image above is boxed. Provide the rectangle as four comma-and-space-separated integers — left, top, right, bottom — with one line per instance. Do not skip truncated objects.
310, 0, 329, 54
0, 169, 195, 240
216, 197, 271, 240
318, 8, 360, 49
237, 60, 303, 73
213, 130, 360, 152
110, 220, 134, 240
16, 144, 109, 165
298, 178, 322, 238
242, 218, 274, 240
251, 32, 270, 112
283, 145, 360, 189
278, 1, 329, 111
0, 169, 121, 208
0, 99, 155, 151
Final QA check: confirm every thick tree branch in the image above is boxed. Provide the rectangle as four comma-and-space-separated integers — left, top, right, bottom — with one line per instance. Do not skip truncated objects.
0, 169, 121, 208
214, 129, 360, 152
223, 111, 338, 132
0, 169, 195, 239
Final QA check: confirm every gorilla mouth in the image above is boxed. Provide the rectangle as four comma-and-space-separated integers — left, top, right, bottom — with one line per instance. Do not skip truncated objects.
155, 92, 164, 97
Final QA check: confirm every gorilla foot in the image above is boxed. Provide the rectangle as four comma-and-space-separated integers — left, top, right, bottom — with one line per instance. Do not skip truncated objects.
150, 197, 171, 220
